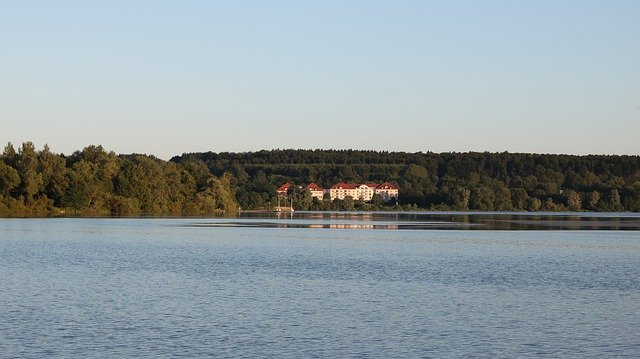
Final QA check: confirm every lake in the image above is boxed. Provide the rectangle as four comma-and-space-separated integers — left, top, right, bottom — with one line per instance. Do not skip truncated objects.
1, 212, 639, 357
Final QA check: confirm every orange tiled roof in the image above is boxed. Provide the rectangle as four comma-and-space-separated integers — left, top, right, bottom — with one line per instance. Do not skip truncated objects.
330, 182, 358, 190
277, 183, 292, 192
305, 183, 324, 191
376, 182, 398, 190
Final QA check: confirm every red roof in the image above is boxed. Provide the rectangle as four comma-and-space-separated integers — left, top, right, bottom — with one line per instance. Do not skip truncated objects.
330, 182, 358, 190
376, 182, 398, 190
305, 183, 324, 191
277, 183, 292, 192
365, 183, 380, 188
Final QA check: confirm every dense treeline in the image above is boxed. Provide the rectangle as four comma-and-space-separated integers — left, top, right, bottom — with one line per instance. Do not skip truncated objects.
3, 145, 638, 216
172, 149, 640, 212
0, 143, 237, 217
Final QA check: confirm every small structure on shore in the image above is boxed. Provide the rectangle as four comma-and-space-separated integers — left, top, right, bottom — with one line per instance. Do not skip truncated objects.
276, 183, 292, 196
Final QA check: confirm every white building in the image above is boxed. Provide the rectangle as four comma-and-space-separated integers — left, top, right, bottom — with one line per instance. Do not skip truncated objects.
329, 183, 358, 200
329, 182, 398, 202
374, 182, 399, 202
305, 183, 325, 200
279, 182, 399, 202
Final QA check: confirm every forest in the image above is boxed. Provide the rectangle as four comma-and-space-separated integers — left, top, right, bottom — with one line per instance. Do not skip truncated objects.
0, 143, 237, 217
2, 144, 639, 217
172, 149, 640, 212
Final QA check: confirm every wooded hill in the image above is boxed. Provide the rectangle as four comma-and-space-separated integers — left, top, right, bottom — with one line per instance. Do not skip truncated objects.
2, 145, 638, 216
172, 149, 640, 212
0, 143, 237, 217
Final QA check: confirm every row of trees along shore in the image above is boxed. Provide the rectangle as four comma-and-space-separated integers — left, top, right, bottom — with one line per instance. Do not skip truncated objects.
172, 149, 640, 212
1, 145, 639, 217
0, 143, 237, 217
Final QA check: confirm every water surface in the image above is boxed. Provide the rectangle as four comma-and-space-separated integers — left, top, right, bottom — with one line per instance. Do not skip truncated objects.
1, 213, 639, 357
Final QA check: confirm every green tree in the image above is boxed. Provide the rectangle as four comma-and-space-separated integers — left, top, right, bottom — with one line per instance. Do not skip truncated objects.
209, 172, 238, 213
38, 144, 69, 206
494, 187, 513, 211
470, 187, 495, 211
588, 191, 601, 211
511, 188, 529, 210
16, 142, 43, 200
600, 189, 624, 212
565, 190, 582, 211
2, 143, 17, 166
0, 160, 20, 196
525, 197, 542, 211
61, 161, 99, 212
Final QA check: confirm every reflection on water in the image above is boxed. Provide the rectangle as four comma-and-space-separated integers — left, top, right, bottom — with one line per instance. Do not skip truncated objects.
188, 211, 640, 230
1, 218, 639, 357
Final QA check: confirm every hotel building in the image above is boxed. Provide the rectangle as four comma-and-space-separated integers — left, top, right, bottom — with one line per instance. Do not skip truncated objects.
277, 182, 398, 202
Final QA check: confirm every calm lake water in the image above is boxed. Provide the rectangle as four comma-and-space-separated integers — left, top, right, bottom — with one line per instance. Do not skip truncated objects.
1, 212, 639, 357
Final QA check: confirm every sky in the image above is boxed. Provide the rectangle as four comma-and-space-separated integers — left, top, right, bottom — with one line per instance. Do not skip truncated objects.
1, 1, 639, 159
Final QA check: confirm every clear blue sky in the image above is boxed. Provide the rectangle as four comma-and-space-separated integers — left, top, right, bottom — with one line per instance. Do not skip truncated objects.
1, 1, 639, 159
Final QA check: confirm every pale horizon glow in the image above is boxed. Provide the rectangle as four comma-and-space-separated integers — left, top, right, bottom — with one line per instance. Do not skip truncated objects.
1, 1, 639, 159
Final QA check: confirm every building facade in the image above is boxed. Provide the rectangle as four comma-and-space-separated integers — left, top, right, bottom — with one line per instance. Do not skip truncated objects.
305, 183, 325, 200
278, 182, 399, 202
374, 182, 399, 202
329, 183, 358, 200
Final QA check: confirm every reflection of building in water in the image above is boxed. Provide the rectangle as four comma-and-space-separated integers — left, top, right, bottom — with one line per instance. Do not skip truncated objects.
275, 223, 399, 230
327, 223, 399, 229
329, 223, 374, 229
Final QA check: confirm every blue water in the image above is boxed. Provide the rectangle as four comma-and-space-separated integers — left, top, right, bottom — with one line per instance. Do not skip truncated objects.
1, 216, 639, 357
